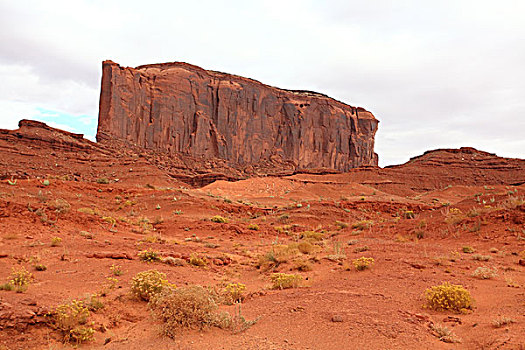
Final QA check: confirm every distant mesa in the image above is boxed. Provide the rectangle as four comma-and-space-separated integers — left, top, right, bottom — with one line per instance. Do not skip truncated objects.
96, 60, 379, 173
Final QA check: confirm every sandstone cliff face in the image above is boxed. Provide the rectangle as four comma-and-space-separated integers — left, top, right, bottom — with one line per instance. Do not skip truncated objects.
97, 60, 378, 171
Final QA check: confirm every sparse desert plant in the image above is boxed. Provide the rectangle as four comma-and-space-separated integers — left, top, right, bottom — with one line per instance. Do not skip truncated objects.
424, 282, 473, 312
131, 269, 171, 301
51, 236, 62, 247
404, 210, 415, 219
9, 266, 33, 292
189, 253, 207, 267
0, 283, 14, 291
299, 231, 324, 241
52, 300, 94, 344
77, 207, 97, 215
327, 241, 346, 261
50, 199, 71, 214
34, 264, 47, 271
472, 266, 497, 279
211, 215, 229, 223
353, 245, 370, 253
472, 254, 491, 261
83, 293, 105, 312
466, 208, 480, 217
351, 220, 373, 230
149, 285, 224, 337
462, 246, 475, 254
257, 245, 299, 270
270, 273, 302, 290
335, 221, 348, 229
162, 256, 185, 266
491, 316, 514, 328
96, 177, 110, 184
138, 249, 161, 263
247, 223, 259, 231
223, 282, 246, 304
294, 259, 313, 272
297, 241, 314, 254
110, 264, 123, 276
430, 323, 461, 343
352, 257, 374, 271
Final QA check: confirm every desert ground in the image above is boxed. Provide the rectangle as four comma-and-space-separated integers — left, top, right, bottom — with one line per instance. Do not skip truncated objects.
0, 123, 524, 349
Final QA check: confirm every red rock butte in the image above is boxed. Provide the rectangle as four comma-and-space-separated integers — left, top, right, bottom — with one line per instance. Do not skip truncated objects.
97, 60, 379, 172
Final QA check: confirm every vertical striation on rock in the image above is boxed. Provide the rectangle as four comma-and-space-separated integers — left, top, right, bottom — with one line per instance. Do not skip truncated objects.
97, 60, 379, 172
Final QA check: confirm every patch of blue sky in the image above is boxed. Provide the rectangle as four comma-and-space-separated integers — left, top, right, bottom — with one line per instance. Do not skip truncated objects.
34, 107, 97, 141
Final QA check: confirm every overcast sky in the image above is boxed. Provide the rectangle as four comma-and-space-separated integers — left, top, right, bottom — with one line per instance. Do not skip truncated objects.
1, 0, 523, 166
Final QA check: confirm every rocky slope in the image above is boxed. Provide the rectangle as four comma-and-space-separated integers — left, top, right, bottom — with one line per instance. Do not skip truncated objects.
97, 60, 379, 172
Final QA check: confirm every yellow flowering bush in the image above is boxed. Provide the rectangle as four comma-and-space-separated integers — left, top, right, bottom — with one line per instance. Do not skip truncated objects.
131, 270, 172, 301
424, 282, 473, 313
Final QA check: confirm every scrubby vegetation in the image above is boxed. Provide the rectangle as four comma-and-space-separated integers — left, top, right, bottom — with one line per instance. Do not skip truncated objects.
352, 257, 374, 271
51, 300, 94, 344
270, 273, 302, 289
424, 282, 473, 313
131, 270, 171, 301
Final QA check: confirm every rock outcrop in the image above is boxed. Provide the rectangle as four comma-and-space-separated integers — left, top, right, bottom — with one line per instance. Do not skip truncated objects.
97, 60, 379, 172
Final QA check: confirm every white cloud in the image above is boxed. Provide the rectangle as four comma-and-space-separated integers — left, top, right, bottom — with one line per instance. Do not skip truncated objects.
0, 0, 523, 166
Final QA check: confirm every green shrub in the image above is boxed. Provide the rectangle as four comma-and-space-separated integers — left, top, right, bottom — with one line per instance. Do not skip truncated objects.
424, 282, 473, 312
131, 270, 171, 301
270, 273, 302, 290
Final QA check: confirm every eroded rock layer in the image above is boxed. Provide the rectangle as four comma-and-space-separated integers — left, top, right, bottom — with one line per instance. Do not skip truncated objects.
97, 60, 379, 171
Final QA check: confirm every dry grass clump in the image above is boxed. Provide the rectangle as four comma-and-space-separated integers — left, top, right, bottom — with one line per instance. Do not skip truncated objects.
429, 323, 461, 343
472, 254, 491, 261
352, 257, 374, 271
149, 285, 226, 337
162, 256, 185, 266
351, 220, 373, 230
211, 215, 229, 223
270, 273, 302, 290
472, 266, 497, 280
189, 253, 207, 267
130, 270, 171, 301
491, 316, 514, 328
297, 241, 314, 254
257, 245, 300, 270
299, 231, 324, 241
294, 259, 313, 272
51, 300, 94, 344
424, 282, 473, 313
